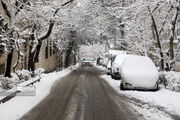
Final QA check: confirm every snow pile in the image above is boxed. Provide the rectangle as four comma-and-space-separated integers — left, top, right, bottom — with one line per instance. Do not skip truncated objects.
160, 71, 180, 92
108, 50, 127, 56
34, 68, 45, 77
101, 74, 180, 118
0, 74, 19, 90
16, 69, 32, 82
0, 68, 45, 91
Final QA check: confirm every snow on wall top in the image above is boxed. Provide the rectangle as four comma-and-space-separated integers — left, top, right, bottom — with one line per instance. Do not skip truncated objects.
108, 50, 127, 56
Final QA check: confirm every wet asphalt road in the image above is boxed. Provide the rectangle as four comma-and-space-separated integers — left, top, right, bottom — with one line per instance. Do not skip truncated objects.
20, 67, 137, 120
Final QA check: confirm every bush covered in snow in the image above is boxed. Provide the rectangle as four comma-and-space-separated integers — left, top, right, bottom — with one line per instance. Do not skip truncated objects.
159, 72, 180, 92
0, 69, 44, 90
0, 74, 19, 89
15, 69, 32, 81
34, 68, 45, 77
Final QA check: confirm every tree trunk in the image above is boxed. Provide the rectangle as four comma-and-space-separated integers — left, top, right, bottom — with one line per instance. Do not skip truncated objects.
148, 6, 164, 70
74, 53, 76, 65
28, 40, 42, 72
169, 37, 174, 59
28, 21, 54, 72
65, 48, 72, 68
169, 6, 179, 70
65, 41, 74, 68
4, 49, 14, 77
28, 25, 36, 72
169, 6, 179, 60
28, 48, 36, 72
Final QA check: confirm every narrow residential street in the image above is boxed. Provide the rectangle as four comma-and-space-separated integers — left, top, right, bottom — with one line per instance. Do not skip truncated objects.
20, 67, 137, 120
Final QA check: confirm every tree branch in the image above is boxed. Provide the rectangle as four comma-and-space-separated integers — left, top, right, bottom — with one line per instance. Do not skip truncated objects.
38, 20, 54, 42
62, 0, 74, 6
0, 0, 11, 18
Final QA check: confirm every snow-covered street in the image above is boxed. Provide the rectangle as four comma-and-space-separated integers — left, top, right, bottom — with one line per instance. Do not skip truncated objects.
16, 67, 137, 120
0, 0, 180, 120
99, 66, 180, 120
0, 66, 180, 120
0, 66, 77, 120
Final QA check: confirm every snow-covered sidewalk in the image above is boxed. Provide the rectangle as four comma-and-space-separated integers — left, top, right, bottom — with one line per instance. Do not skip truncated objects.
101, 73, 180, 120
0, 65, 77, 120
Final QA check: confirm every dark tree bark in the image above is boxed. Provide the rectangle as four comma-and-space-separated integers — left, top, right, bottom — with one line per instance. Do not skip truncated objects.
62, 0, 74, 6
28, 49, 36, 72
169, 6, 179, 60
1, 0, 14, 77
64, 30, 77, 68
0, 0, 11, 18
4, 49, 14, 77
148, 6, 164, 70
28, 20, 55, 72
28, 24, 36, 72
65, 41, 74, 68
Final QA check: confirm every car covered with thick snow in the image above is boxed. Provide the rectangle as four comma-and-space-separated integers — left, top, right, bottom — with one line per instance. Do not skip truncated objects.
111, 54, 128, 79
120, 55, 159, 90
105, 50, 127, 75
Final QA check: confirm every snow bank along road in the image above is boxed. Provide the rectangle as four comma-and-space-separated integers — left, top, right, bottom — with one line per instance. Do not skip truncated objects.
20, 67, 138, 120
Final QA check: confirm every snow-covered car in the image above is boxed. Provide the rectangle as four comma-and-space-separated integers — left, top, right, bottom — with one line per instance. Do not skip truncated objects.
120, 55, 159, 90
111, 55, 127, 79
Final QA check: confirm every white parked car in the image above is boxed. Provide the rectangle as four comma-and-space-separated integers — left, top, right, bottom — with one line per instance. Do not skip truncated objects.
120, 55, 159, 91
111, 55, 127, 79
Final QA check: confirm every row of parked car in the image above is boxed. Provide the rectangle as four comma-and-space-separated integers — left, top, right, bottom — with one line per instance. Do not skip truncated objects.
101, 53, 159, 91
